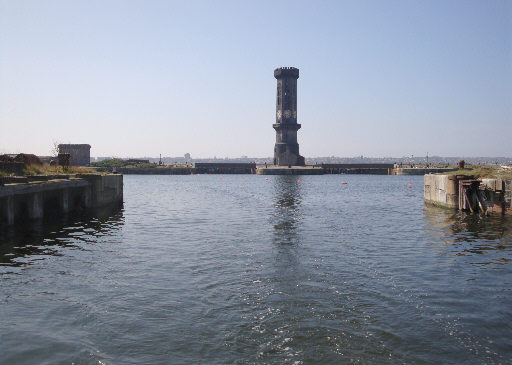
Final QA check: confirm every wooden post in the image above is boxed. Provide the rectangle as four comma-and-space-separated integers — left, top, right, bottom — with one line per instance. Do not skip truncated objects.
476, 191, 486, 213
28, 192, 43, 219
464, 191, 474, 213
6, 196, 14, 225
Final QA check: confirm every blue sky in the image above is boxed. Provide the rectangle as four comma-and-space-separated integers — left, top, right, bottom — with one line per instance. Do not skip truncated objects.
1, 0, 510, 157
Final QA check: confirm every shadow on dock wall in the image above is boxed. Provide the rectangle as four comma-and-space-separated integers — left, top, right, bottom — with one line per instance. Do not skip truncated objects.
0, 203, 124, 266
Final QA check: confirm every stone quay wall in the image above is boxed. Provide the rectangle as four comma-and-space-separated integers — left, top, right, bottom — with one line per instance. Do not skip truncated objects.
92, 163, 257, 175
94, 167, 194, 175
322, 163, 393, 175
194, 163, 256, 174
0, 174, 122, 226
424, 174, 459, 209
256, 166, 323, 175
424, 174, 511, 213
393, 167, 457, 175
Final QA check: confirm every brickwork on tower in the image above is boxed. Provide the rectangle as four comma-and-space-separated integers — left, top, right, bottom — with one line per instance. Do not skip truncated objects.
273, 67, 305, 166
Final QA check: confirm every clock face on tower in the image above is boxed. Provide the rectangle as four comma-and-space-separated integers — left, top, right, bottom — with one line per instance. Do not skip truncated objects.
276, 110, 282, 119
284, 110, 292, 118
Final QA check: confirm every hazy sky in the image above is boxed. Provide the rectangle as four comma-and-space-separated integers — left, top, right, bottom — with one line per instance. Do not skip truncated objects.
1, 0, 511, 158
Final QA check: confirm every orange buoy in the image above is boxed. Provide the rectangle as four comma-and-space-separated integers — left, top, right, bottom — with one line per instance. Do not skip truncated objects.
342, 181, 347, 184
408, 184, 412, 188
265, 177, 268, 181
298, 179, 301, 183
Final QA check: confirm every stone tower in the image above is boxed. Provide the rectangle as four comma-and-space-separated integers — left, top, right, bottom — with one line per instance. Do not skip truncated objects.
273, 67, 305, 166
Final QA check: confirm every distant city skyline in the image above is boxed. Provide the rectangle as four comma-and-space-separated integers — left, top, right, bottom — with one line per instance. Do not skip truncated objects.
89, 154, 512, 166
1, 0, 511, 157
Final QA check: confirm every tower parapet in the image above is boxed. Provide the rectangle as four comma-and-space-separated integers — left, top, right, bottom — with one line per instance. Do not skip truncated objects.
274, 67, 299, 78
272, 67, 305, 166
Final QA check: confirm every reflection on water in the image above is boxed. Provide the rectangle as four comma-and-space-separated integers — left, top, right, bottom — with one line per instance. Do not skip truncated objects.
423, 204, 512, 266
271, 175, 303, 245
0, 205, 124, 266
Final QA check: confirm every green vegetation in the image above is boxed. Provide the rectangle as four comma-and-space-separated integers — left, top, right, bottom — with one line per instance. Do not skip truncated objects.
127, 163, 156, 168
90, 159, 163, 168
90, 159, 193, 169
23, 165, 97, 175
90, 158, 128, 168
443, 165, 512, 179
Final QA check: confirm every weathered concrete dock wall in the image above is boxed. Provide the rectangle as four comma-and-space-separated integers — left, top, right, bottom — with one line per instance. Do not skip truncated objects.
256, 166, 323, 175
93, 164, 256, 175
424, 174, 459, 208
424, 174, 511, 213
506, 180, 512, 208
95, 163, 393, 175
336, 168, 389, 175
107, 167, 194, 175
478, 178, 512, 214
91, 163, 411, 175
0, 175, 122, 226
394, 167, 457, 175
322, 163, 393, 175
194, 163, 256, 174
78, 174, 123, 208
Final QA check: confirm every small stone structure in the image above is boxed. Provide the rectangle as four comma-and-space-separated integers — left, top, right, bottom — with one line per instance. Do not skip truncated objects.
58, 144, 91, 166
273, 67, 305, 166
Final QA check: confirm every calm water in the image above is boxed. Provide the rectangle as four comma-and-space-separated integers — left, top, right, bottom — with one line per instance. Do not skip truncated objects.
1, 174, 511, 364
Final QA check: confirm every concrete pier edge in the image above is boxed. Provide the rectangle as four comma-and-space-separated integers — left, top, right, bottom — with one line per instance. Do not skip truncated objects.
0, 174, 123, 226
424, 173, 511, 213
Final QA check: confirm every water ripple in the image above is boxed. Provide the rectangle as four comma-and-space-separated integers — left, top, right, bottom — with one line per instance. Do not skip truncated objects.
0, 175, 511, 363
